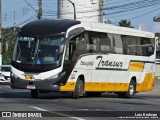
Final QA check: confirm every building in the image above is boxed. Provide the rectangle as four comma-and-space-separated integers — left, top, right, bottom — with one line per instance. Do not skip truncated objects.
57, 0, 104, 23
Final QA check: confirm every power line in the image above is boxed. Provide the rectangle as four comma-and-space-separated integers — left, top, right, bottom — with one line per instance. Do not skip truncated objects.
129, 7, 160, 20
3, 0, 160, 28
3, 0, 159, 22
111, 7, 160, 25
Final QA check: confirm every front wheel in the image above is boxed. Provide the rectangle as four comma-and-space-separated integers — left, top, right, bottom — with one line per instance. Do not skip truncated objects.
72, 79, 84, 99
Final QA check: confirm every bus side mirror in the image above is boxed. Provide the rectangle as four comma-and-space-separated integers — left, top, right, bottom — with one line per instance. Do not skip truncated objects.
59, 45, 64, 54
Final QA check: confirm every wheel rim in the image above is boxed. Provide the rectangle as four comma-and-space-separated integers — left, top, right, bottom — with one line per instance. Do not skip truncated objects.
78, 82, 83, 96
129, 84, 134, 95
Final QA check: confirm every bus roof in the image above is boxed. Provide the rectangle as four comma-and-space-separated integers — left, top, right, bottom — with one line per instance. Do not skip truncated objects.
19, 19, 81, 37
86, 22, 154, 38
67, 21, 154, 38
19, 19, 154, 38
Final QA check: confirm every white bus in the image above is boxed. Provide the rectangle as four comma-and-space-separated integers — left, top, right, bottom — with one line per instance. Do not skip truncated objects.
10, 19, 155, 99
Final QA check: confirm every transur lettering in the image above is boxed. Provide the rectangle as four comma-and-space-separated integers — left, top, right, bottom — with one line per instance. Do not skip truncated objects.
96, 56, 123, 67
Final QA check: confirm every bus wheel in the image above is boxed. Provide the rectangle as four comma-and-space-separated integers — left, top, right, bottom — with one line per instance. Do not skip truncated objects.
124, 80, 136, 99
86, 92, 101, 97
72, 79, 84, 99
31, 90, 38, 98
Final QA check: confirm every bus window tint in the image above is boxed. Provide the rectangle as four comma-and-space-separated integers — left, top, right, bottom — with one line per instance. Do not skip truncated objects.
141, 38, 155, 56
69, 33, 86, 60
87, 32, 112, 53
99, 33, 111, 53
87, 32, 99, 52
122, 36, 142, 56
121, 36, 155, 56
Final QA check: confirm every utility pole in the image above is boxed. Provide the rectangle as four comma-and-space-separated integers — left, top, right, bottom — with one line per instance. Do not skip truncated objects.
38, 0, 42, 19
0, 0, 2, 65
24, 0, 42, 20
99, 0, 103, 23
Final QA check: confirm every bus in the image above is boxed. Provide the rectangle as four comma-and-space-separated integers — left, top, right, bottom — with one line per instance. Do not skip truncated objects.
10, 19, 155, 99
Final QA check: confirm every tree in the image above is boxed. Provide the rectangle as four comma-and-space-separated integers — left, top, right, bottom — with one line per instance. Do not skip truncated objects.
119, 19, 134, 28
2, 27, 19, 64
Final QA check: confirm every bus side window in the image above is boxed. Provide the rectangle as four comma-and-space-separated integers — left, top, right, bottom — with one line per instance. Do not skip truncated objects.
99, 33, 111, 53
141, 38, 155, 56
68, 32, 86, 60
87, 32, 99, 53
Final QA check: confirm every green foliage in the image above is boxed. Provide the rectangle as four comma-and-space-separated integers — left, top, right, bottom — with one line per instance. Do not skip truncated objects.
119, 19, 134, 28
2, 27, 19, 64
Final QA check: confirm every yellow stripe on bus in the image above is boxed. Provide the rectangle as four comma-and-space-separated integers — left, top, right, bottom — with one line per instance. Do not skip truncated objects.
60, 82, 129, 92
60, 73, 154, 92
84, 82, 129, 92
128, 62, 144, 72
60, 82, 76, 91
136, 73, 154, 92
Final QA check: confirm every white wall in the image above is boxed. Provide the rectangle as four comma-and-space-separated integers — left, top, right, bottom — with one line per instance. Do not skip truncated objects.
58, 0, 103, 22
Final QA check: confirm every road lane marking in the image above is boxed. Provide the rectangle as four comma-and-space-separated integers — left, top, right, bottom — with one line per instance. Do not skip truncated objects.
29, 106, 48, 111
29, 106, 86, 120
77, 109, 89, 111
71, 117, 86, 120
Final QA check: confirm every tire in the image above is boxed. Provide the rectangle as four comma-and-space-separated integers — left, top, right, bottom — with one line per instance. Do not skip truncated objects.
72, 79, 84, 99
31, 90, 38, 98
86, 92, 101, 97
124, 80, 136, 99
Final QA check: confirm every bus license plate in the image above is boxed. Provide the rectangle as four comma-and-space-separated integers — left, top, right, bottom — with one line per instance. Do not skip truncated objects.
27, 85, 35, 89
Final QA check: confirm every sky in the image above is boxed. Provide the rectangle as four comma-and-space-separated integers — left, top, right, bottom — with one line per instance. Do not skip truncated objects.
2, 0, 160, 33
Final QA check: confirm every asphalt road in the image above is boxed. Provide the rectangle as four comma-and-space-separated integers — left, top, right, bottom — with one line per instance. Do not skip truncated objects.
0, 80, 160, 120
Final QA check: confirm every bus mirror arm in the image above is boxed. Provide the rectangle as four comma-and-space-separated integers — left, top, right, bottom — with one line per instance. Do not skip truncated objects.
4, 34, 17, 52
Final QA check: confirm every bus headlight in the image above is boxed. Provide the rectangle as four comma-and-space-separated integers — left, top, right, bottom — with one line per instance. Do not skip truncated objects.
48, 74, 58, 80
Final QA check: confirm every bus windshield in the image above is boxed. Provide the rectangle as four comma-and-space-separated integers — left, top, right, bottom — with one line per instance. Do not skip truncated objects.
13, 36, 65, 65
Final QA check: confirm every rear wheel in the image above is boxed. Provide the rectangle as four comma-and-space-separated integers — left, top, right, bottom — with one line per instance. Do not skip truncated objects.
72, 79, 84, 99
86, 92, 101, 97
31, 90, 38, 98
124, 80, 136, 98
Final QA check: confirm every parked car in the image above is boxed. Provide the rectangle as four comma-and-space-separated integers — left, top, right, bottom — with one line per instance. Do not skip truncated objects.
0, 65, 11, 83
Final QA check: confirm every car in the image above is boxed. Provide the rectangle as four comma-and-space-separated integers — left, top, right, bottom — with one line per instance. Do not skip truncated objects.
0, 65, 11, 83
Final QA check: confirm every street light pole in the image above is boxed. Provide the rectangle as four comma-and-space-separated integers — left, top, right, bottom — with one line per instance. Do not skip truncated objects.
67, 0, 76, 20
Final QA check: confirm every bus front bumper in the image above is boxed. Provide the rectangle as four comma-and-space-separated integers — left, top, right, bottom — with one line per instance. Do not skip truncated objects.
10, 76, 62, 92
